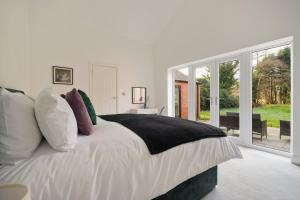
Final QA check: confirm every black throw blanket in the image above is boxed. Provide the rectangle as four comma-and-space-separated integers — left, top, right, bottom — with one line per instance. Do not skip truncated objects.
100, 114, 226, 154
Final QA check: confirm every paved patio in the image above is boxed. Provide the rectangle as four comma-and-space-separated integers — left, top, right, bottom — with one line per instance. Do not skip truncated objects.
226, 127, 290, 152
199, 120, 290, 152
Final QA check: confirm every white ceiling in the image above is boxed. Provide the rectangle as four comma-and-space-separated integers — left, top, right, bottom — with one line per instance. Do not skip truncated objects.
57, 0, 187, 45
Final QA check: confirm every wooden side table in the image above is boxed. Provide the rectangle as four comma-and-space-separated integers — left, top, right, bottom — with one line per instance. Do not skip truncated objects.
0, 184, 30, 200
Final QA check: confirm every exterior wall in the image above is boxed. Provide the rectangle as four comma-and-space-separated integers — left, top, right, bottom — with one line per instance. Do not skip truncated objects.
175, 80, 201, 119
175, 81, 188, 119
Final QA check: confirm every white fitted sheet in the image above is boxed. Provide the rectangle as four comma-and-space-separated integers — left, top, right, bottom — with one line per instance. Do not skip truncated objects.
0, 117, 242, 200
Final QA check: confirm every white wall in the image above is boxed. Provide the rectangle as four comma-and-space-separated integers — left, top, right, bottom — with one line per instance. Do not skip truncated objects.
0, 0, 155, 113
0, 0, 30, 92
29, 0, 155, 112
153, 0, 300, 163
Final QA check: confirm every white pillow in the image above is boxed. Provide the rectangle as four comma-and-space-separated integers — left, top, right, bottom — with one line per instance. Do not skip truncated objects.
34, 88, 77, 151
0, 88, 42, 164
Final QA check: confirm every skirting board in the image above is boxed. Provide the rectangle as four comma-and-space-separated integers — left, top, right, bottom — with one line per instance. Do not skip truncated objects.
291, 155, 300, 165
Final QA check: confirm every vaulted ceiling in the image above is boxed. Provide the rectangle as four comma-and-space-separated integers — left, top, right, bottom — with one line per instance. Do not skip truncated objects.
32, 0, 186, 45
88, 0, 186, 45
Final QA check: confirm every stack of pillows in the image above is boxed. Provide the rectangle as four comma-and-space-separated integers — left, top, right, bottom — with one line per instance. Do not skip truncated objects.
0, 87, 97, 165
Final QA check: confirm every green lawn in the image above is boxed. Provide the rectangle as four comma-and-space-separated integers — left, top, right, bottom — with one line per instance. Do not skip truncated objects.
199, 104, 290, 128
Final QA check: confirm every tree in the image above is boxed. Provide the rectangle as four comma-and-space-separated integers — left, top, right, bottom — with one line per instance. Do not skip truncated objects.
219, 61, 239, 108
197, 70, 210, 110
255, 55, 290, 104
277, 47, 291, 104
252, 71, 260, 105
219, 60, 239, 92
196, 60, 239, 110
278, 47, 290, 66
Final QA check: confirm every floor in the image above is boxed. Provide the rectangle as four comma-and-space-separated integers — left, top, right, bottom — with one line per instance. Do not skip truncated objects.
203, 147, 300, 200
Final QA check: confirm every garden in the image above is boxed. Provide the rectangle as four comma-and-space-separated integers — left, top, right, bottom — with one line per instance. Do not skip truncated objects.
197, 47, 291, 129
200, 104, 290, 128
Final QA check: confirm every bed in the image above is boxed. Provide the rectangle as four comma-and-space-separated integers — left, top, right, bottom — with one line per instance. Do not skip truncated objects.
0, 88, 242, 200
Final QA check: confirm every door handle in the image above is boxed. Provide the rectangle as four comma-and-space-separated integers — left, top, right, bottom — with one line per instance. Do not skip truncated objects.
112, 97, 117, 100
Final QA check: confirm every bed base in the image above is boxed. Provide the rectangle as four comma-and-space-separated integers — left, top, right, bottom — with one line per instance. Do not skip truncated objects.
153, 166, 217, 200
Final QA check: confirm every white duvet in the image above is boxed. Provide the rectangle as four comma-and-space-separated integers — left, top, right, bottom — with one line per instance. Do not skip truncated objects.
0, 118, 242, 200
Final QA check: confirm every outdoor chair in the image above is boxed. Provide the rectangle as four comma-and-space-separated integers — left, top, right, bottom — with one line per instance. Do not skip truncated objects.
280, 120, 290, 139
252, 118, 267, 141
219, 115, 228, 128
219, 112, 267, 141
226, 112, 239, 132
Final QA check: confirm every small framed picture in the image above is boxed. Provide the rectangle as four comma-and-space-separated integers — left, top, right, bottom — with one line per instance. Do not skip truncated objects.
52, 66, 73, 85
132, 87, 146, 104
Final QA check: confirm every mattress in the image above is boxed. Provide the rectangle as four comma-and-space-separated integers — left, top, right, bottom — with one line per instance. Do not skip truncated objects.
0, 117, 242, 200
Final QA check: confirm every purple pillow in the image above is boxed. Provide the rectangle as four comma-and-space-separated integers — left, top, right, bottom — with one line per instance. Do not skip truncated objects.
65, 89, 93, 135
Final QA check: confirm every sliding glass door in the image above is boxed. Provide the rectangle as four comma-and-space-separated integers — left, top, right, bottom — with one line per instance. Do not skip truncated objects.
218, 60, 241, 137
173, 60, 241, 135
194, 66, 212, 124
169, 37, 292, 154
191, 59, 241, 133
251, 45, 291, 152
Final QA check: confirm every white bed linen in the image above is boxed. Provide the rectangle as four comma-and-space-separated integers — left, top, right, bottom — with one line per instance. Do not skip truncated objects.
0, 117, 242, 200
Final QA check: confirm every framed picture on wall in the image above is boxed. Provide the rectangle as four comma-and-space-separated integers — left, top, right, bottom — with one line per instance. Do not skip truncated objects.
52, 66, 73, 85
132, 87, 146, 104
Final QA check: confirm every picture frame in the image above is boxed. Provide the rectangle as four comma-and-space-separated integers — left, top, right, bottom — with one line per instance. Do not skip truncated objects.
52, 66, 73, 85
132, 87, 146, 104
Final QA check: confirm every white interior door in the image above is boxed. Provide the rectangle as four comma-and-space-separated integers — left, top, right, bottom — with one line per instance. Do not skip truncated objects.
91, 65, 117, 115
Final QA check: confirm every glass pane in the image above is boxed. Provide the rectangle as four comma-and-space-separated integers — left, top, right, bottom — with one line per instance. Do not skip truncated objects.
175, 85, 181, 117
174, 67, 189, 119
252, 45, 291, 152
219, 60, 240, 137
195, 66, 211, 124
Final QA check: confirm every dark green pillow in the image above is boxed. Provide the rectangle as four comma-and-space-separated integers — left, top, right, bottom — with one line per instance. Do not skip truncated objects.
78, 89, 97, 125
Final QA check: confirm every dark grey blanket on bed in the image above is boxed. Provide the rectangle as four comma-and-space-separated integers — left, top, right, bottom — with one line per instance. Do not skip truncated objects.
100, 114, 226, 154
